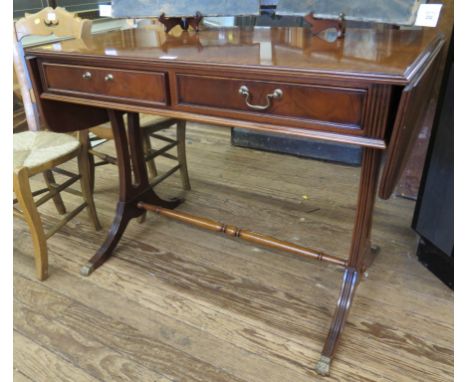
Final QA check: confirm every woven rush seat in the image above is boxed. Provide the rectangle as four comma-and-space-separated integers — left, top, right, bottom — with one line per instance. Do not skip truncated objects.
13, 131, 80, 174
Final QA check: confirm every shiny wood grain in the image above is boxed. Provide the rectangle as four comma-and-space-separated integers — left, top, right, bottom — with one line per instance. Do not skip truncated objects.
26, 26, 442, 84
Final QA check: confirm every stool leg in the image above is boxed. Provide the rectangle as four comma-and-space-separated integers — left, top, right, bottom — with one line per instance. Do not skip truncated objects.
81, 130, 96, 193
78, 131, 101, 231
13, 167, 48, 281
143, 132, 158, 180
176, 120, 191, 191
43, 169, 66, 215
141, 132, 156, 223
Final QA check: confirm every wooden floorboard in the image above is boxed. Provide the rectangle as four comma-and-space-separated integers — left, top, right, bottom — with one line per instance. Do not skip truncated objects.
14, 123, 453, 381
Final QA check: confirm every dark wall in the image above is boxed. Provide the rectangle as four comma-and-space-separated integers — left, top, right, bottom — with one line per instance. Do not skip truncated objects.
413, 33, 454, 256
14, 0, 48, 18
412, 32, 453, 288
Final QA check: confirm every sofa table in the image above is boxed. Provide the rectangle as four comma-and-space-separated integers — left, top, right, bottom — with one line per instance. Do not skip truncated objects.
25, 25, 444, 375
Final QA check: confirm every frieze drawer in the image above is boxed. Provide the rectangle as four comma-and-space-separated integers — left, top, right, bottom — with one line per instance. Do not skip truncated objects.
40, 63, 168, 107
175, 74, 367, 133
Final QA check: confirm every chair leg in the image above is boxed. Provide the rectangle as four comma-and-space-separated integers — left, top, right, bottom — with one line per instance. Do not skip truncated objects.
78, 131, 102, 231
13, 167, 48, 281
43, 169, 67, 215
176, 120, 191, 191
81, 129, 96, 193
143, 132, 158, 180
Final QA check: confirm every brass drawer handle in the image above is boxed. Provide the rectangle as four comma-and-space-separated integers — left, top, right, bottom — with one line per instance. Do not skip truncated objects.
82, 71, 92, 80
104, 74, 114, 82
238, 85, 283, 111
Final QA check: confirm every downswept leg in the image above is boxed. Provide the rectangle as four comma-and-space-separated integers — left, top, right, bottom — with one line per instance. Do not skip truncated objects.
316, 148, 382, 375
81, 110, 182, 276
316, 267, 359, 375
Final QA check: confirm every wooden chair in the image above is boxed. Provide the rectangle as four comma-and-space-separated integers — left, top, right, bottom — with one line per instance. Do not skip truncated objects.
13, 7, 101, 280
86, 114, 191, 192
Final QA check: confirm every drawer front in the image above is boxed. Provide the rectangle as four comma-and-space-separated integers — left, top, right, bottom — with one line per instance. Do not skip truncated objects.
175, 74, 366, 131
41, 63, 168, 106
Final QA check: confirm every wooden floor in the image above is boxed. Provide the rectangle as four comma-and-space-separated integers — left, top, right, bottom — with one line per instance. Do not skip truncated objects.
13, 123, 453, 382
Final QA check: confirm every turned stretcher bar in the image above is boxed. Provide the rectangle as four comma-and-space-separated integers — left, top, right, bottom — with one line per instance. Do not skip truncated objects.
137, 202, 348, 268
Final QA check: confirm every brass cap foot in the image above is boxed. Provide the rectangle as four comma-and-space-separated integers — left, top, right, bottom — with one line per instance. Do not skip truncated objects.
80, 262, 94, 277
315, 355, 331, 376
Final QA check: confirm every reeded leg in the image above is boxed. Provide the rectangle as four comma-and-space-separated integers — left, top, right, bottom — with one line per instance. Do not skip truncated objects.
316, 148, 382, 375
43, 169, 66, 215
176, 120, 191, 191
81, 110, 182, 276
14, 167, 48, 281
348, 148, 382, 273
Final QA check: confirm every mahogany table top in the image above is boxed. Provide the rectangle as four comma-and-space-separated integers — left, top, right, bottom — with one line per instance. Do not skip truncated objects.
27, 26, 442, 85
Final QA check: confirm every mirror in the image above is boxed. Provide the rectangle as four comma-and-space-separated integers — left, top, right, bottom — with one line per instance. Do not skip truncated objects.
112, 0, 260, 18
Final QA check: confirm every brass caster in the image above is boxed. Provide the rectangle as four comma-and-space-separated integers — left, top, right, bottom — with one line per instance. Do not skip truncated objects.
315, 355, 331, 376
80, 262, 94, 277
